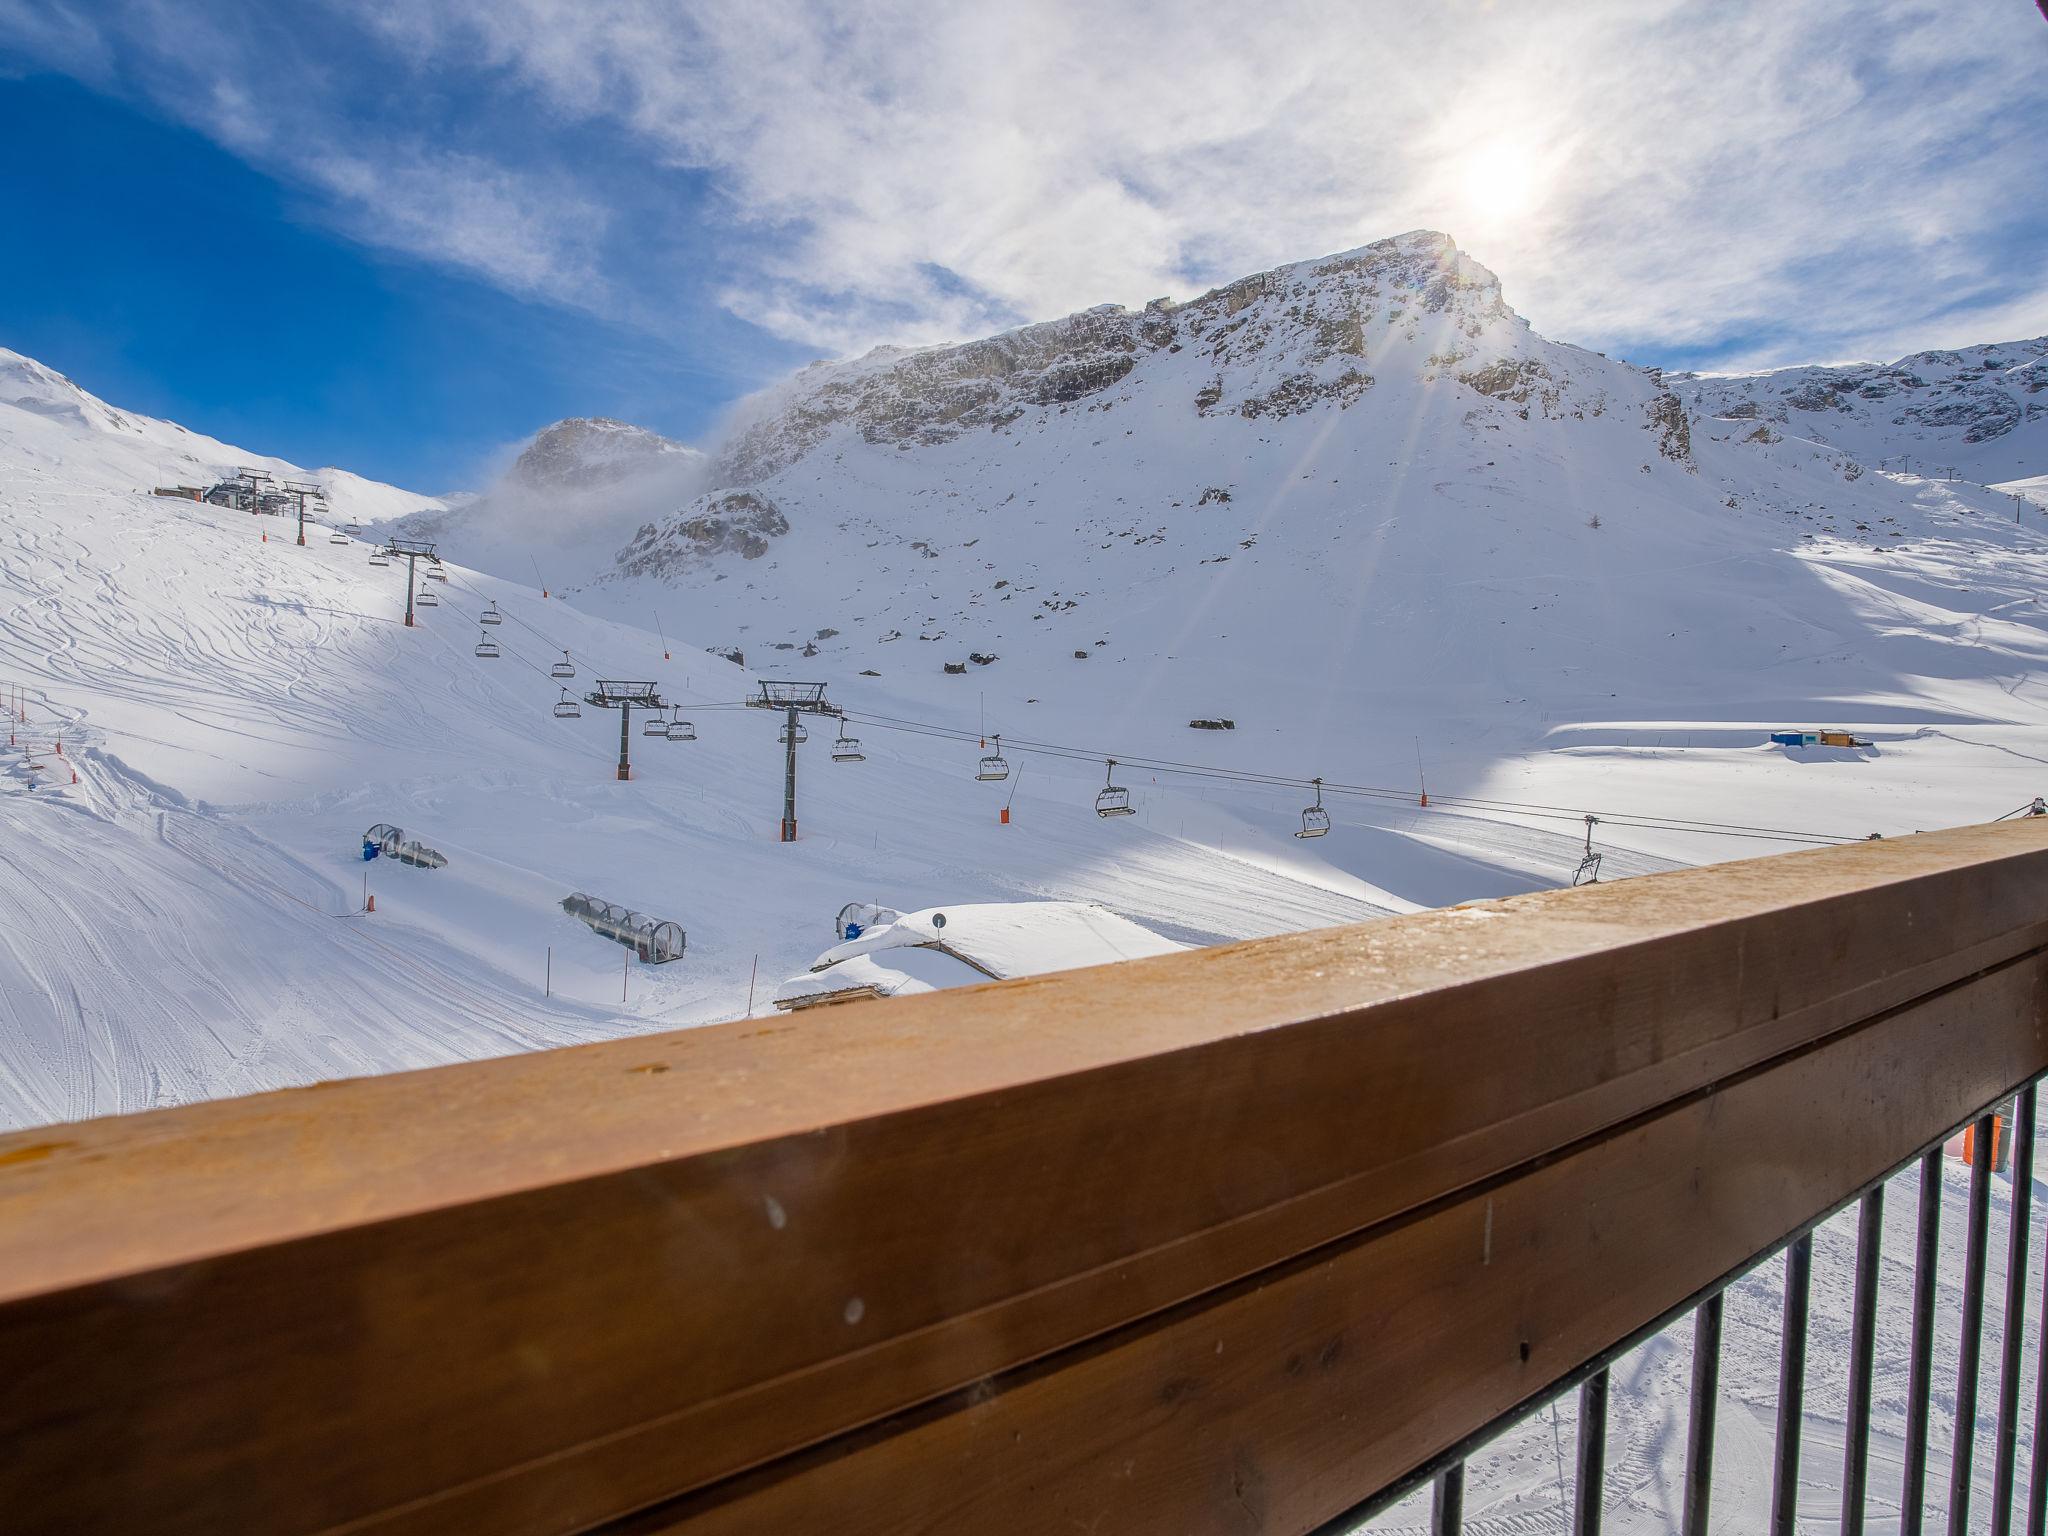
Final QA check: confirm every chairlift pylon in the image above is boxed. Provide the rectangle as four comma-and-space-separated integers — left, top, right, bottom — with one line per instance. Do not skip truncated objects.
977, 734, 1010, 781
480, 601, 502, 626
1095, 757, 1134, 818
833, 725, 864, 762
475, 630, 500, 660
553, 689, 581, 719
550, 651, 576, 680
1295, 777, 1330, 838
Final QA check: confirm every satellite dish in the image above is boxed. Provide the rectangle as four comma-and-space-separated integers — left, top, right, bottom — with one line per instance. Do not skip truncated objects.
931, 913, 947, 929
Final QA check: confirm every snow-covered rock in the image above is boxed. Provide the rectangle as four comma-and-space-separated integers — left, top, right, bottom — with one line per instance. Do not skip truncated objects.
1670, 338, 2048, 483
770, 900, 1185, 1010
614, 489, 789, 578
510, 416, 702, 492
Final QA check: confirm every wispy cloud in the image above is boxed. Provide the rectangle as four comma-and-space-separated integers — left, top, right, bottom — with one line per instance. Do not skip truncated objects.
5, 0, 2043, 368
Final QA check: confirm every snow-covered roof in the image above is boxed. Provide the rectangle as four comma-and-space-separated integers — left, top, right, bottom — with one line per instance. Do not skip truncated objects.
770, 901, 1186, 1012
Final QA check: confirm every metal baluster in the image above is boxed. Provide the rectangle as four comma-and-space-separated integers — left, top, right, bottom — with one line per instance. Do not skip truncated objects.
1685, 1293, 1724, 1536
1774, 1235, 1813, 1536
1432, 1462, 1465, 1536
1993, 1090, 2037, 1536
1843, 1191, 1885, 1536
2030, 1116, 2048, 1536
1950, 1114, 1998, 1536
1905, 1147, 1946, 1536
1575, 1369, 1609, 1536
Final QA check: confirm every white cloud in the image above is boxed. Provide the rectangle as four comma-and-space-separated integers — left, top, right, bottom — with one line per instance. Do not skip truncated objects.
8, 0, 2045, 365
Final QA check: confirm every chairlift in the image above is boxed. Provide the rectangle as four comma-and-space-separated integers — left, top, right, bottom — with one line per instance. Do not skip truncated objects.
780, 721, 809, 745
666, 715, 696, 742
550, 651, 576, 680
328, 530, 348, 545
425, 565, 447, 582
1572, 814, 1603, 886
832, 727, 865, 763
643, 712, 670, 738
977, 734, 1010, 781
368, 550, 390, 568
1095, 757, 1134, 818
553, 689, 581, 719
475, 631, 501, 660
344, 522, 362, 536
480, 601, 503, 626
1295, 777, 1330, 838
415, 586, 438, 607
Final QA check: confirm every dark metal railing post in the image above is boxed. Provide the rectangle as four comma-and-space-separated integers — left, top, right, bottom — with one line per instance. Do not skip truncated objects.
1904, 1148, 1946, 1536
2031, 1135, 2048, 1536
1684, 1293, 1724, 1536
1993, 1089, 2037, 1536
1575, 1369, 1609, 1536
1773, 1235, 1813, 1536
1842, 1191, 1885, 1536
1432, 1462, 1465, 1536
1949, 1115, 1998, 1536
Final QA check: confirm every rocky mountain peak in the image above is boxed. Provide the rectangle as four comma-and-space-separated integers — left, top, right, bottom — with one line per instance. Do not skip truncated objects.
716, 230, 1519, 485
511, 417, 701, 492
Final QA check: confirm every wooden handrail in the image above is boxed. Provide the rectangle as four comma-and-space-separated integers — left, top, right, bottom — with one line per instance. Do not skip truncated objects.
5, 820, 2048, 1535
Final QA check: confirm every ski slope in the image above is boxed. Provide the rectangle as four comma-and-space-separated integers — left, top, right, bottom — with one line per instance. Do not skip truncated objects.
0, 442, 1426, 1129
8, 298, 2048, 1129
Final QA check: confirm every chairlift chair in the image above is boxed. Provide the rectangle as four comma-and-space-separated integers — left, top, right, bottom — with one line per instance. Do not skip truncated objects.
666, 715, 696, 741
1572, 814, 1603, 886
780, 721, 809, 745
977, 735, 1010, 781
1295, 777, 1330, 838
415, 586, 438, 607
550, 651, 576, 680
425, 565, 447, 582
832, 727, 865, 763
1095, 757, 1135, 818
475, 632, 501, 659
368, 550, 390, 568
643, 713, 670, 737
552, 690, 581, 719
480, 601, 503, 626
327, 530, 348, 545
344, 522, 362, 536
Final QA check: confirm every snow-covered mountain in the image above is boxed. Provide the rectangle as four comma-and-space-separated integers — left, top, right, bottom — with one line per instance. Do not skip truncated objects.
4, 225, 2048, 1142
390, 413, 710, 590
0, 347, 447, 526
1670, 338, 2048, 484
484, 232, 2042, 785
509, 416, 701, 491
2, 263, 2041, 1536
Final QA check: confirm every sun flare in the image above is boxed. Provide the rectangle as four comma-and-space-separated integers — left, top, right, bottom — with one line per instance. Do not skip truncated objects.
1458, 139, 1541, 224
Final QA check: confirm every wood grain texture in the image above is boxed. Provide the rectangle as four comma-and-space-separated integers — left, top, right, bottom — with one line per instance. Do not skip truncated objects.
4, 820, 2047, 1536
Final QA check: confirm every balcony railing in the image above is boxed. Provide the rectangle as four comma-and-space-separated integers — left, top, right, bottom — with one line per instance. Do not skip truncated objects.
3, 818, 2046, 1534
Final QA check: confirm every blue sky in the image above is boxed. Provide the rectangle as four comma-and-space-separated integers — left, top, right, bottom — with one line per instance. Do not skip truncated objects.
2, 0, 2043, 491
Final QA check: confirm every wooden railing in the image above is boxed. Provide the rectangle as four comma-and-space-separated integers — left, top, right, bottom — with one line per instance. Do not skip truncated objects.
4, 819, 2047, 1535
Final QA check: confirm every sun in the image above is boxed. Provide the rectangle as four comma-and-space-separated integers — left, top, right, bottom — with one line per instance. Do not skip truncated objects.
1458, 139, 1542, 225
